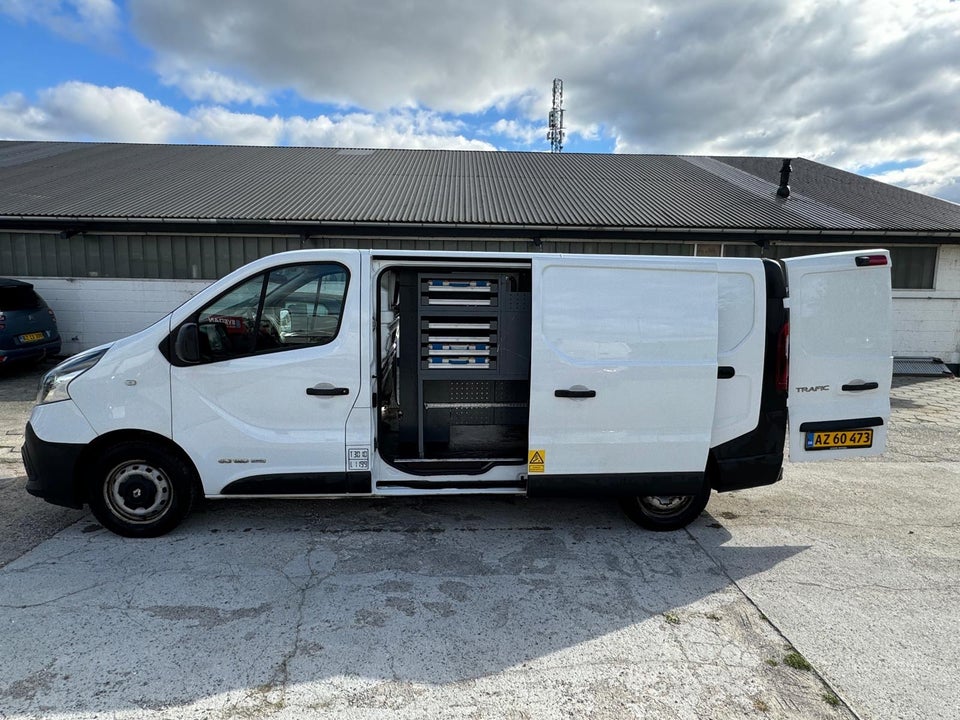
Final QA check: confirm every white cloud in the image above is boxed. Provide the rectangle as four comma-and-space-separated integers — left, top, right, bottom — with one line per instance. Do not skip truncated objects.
0, 0, 119, 44
0, 82, 496, 150
490, 119, 543, 146
865, 143, 960, 205
158, 63, 271, 106
126, 1, 960, 142
46, 83, 182, 143
189, 106, 284, 145
127, 0, 588, 112
0, 82, 182, 142
0, 92, 56, 140
285, 110, 493, 150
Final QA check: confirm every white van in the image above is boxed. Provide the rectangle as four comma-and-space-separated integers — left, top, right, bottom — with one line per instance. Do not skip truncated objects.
23, 249, 892, 537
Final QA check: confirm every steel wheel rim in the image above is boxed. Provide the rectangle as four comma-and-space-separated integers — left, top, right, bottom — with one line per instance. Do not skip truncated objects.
638, 495, 693, 517
104, 460, 172, 523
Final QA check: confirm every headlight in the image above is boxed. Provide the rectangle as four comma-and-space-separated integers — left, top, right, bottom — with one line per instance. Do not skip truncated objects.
37, 347, 109, 405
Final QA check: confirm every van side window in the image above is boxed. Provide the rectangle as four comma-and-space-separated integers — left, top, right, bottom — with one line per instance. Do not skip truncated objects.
195, 263, 348, 362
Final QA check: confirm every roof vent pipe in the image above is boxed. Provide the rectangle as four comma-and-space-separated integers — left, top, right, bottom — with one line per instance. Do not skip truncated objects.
776, 158, 792, 198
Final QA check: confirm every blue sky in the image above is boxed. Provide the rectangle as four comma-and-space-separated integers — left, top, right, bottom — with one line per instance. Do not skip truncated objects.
0, 0, 611, 153
1, 0, 959, 202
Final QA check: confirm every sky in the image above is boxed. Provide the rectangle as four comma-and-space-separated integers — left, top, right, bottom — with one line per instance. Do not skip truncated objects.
0, 0, 958, 203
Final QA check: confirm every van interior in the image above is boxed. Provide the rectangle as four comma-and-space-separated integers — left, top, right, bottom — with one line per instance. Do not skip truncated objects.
376, 265, 532, 475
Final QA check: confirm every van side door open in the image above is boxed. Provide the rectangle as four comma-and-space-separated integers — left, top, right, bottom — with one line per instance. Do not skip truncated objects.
784, 250, 892, 461
527, 256, 720, 494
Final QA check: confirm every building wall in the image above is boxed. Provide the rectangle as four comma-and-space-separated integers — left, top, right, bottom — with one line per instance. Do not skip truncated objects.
10, 233, 693, 355
27, 277, 209, 356
892, 244, 960, 367
18, 243, 960, 368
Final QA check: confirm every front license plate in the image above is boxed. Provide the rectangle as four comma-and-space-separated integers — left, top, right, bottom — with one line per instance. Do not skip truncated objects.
805, 428, 873, 451
19, 331, 46, 343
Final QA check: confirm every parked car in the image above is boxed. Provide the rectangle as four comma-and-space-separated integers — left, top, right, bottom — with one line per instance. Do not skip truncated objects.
0, 279, 61, 366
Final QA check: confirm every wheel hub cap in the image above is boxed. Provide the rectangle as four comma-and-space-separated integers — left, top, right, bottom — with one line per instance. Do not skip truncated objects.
106, 463, 170, 522
639, 495, 693, 515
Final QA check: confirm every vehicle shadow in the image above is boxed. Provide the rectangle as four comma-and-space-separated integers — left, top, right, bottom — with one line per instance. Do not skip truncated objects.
0, 495, 809, 716
0, 355, 59, 381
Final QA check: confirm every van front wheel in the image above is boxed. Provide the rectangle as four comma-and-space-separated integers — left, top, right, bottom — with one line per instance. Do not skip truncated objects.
620, 480, 711, 532
87, 442, 195, 538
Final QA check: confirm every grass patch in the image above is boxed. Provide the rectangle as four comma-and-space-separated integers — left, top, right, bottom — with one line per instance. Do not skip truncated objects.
783, 650, 812, 671
705, 612, 721, 621
764, 658, 779, 667
822, 692, 841, 706
753, 697, 770, 712
663, 612, 681, 625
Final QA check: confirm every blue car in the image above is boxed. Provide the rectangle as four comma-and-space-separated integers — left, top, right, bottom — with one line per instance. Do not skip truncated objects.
0, 278, 61, 366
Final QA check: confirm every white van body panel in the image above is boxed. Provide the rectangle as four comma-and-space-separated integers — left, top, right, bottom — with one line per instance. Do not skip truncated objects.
171, 343, 361, 493
29, 399, 99, 445
169, 250, 364, 494
528, 256, 720, 475
711, 262, 766, 446
785, 250, 892, 461
66, 322, 174, 438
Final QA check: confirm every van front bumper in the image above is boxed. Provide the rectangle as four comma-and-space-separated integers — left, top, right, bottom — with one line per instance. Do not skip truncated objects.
22, 422, 85, 509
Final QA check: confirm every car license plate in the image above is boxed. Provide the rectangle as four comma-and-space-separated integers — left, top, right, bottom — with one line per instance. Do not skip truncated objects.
805, 428, 873, 451
19, 331, 46, 343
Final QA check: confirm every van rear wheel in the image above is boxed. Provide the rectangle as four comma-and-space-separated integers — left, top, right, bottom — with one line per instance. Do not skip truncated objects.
87, 441, 195, 538
620, 479, 711, 532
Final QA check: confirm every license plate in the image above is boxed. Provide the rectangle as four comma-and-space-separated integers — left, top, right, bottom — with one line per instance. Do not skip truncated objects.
805, 428, 873, 451
19, 331, 46, 343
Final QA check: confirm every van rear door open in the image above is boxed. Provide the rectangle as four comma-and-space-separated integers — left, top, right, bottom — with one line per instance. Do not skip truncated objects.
784, 250, 892, 461
527, 256, 720, 487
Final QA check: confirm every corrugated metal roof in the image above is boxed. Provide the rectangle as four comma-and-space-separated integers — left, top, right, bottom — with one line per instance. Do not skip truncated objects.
1, 141, 958, 232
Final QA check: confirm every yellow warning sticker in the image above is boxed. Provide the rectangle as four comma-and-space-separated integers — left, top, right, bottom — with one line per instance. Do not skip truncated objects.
528, 449, 545, 473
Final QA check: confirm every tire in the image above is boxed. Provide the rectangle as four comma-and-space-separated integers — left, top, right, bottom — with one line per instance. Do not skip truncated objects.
87, 441, 196, 538
620, 478, 711, 532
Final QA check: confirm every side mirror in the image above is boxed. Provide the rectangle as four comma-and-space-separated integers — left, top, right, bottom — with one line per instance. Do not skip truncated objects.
174, 323, 200, 364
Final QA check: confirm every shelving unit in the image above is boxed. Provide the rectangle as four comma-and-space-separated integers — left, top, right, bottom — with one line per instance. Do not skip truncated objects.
389, 269, 531, 468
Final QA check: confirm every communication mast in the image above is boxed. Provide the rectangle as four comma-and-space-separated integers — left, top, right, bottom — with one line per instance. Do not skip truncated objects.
547, 78, 564, 153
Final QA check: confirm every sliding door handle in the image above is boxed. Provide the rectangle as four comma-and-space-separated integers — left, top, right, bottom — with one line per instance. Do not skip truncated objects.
555, 387, 596, 399
306, 385, 350, 396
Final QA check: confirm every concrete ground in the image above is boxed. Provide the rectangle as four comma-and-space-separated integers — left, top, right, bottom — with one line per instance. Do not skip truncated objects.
0, 359, 85, 569
0, 362, 957, 720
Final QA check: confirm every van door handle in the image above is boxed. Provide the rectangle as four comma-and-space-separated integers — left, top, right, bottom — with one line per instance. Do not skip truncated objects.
555, 387, 596, 398
841, 382, 879, 392
306, 385, 350, 396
